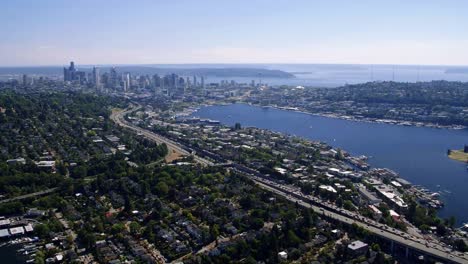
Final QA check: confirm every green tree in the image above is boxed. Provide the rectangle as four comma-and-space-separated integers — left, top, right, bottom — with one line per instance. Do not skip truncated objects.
210, 224, 220, 243
155, 182, 169, 196
129, 221, 141, 235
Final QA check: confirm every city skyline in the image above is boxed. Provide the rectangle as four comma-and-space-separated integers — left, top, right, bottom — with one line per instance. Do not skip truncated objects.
1, 0, 468, 66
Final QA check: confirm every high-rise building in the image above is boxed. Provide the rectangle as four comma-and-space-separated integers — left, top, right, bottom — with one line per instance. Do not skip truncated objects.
109, 67, 118, 88
193, 76, 197, 87
201, 76, 205, 89
22, 74, 28, 86
63, 68, 70, 81
178, 77, 185, 88
101, 73, 109, 88
123, 73, 130, 92
64, 61, 77, 81
139, 75, 149, 89
152, 74, 161, 88
93, 67, 100, 89
170, 73, 178, 89
127, 73, 131, 90
69, 61, 76, 80
76, 71, 86, 83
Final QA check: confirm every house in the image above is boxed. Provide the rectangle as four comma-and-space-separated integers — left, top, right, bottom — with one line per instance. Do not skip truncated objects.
278, 251, 288, 260
331, 229, 342, 238
6, 157, 26, 165
368, 205, 382, 221
27, 208, 46, 217
319, 185, 337, 193
36, 160, 56, 172
389, 210, 401, 222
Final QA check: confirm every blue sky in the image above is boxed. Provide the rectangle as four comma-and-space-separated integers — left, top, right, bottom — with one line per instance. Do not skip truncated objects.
1, 0, 467, 66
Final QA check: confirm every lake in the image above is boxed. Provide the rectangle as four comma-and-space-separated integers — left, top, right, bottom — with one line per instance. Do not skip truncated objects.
190, 103, 468, 225
0, 245, 27, 263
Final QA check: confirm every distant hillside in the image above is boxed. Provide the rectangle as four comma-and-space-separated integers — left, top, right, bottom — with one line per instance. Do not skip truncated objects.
0, 66, 294, 78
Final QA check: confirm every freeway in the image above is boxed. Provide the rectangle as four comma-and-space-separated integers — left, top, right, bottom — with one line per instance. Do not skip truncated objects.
249, 175, 468, 263
110, 105, 213, 166
112, 103, 467, 263
0, 188, 58, 204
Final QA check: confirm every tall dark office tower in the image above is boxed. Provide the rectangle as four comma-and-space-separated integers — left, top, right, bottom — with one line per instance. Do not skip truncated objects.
64, 61, 77, 81
76, 71, 86, 83
139, 75, 149, 88
163, 75, 171, 87
92, 67, 100, 89
178, 77, 185, 88
170, 73, 178, 89
69, 61, 76, 80
63, 68, 70, 81
152, 74, 161, 87
22, 74, 28, 86
193, 76, 197, 87
201, 76, 205, 89
163, 74, 171, 95
101, 73, 109, 88
110, 67, 118, 87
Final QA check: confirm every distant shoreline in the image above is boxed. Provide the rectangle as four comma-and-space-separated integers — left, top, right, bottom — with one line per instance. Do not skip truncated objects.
184, 102, 467, 130
243, 103, 467, 130
0, 66, 295, 78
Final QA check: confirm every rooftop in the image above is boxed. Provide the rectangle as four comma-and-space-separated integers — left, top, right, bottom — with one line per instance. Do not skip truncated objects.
348, 240, 368, 251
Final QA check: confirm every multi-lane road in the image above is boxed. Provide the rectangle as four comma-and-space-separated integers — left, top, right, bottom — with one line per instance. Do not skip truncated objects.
111, 104, 468, 263
0, 188, 58, 204
110, 105, 213, 166
250, 175, 468, 263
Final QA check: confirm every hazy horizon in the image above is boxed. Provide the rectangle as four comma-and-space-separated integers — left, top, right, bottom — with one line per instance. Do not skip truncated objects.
1, 62, 468, 68
2, 0, 468, 66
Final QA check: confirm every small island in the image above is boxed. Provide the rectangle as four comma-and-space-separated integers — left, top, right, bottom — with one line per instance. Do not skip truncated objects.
448, 145, 468, 163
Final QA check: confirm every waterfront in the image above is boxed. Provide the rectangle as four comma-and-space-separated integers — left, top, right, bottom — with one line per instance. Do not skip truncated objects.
190, 103, 468, 225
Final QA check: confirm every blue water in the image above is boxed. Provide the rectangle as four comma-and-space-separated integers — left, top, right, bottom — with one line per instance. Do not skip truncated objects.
191, 103, 468, 225
0, 245, 26, 263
